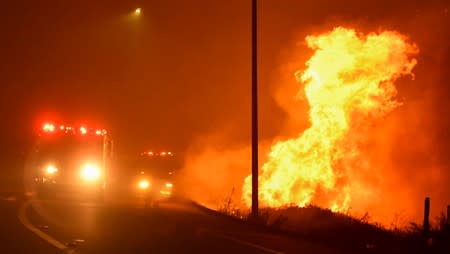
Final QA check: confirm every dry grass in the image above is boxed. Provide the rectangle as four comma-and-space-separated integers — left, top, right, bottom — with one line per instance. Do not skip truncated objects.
216, 196, 450, 253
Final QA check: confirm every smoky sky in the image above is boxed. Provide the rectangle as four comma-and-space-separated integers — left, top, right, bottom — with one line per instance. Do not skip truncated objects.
0, 0, 449, 172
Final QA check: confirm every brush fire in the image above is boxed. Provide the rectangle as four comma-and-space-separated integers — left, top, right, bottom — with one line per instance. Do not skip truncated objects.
243, 27, 418, 213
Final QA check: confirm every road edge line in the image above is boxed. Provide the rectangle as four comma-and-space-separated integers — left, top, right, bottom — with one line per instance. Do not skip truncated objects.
18, 200, 75, 254
213, 233, 285, 254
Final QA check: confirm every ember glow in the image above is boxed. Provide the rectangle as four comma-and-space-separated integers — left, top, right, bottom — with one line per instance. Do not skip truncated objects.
243, 27, 418, 212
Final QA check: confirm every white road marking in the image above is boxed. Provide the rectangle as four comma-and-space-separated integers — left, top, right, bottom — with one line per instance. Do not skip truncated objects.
16, 198, 282, 254
17, 200, 76, 254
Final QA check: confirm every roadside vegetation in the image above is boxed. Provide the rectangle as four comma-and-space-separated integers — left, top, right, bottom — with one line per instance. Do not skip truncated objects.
216, 194, 450, 253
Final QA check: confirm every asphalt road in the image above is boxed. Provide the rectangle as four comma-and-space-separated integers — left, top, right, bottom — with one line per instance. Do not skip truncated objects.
0, 193, 340, 254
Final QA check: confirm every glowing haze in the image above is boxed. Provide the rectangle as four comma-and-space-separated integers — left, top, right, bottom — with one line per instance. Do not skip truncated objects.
243, 27, 418, 212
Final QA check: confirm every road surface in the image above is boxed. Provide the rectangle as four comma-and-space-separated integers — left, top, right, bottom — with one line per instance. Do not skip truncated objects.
0, 193, 340, 254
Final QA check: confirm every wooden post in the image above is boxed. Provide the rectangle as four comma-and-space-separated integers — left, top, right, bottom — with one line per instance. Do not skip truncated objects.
447, 205, 450, 231
423, 197, 430, 236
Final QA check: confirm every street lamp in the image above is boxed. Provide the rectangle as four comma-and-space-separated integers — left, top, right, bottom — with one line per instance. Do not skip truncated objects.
134, 8, 142, 16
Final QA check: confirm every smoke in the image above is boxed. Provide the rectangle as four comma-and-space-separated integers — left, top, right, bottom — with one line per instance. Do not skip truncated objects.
177, 141, 250, 208
176, 129, 275, 209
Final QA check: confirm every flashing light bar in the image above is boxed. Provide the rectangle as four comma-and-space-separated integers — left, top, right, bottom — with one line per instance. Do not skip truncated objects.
141, 151, 174, 156
41, 122, 107, 136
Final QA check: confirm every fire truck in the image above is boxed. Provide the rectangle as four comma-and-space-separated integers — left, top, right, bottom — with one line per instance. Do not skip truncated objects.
29, 123, 113, 201
134, 151, 176, 200
115, 150, 177, 205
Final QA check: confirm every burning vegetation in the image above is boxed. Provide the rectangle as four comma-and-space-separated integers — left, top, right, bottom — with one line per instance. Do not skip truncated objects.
180, 21, 450, 228
243, 27, 418, 212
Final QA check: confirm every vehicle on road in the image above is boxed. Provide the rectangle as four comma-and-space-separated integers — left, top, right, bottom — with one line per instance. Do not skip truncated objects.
28, 122, 113, 201
128, 151, 177, 205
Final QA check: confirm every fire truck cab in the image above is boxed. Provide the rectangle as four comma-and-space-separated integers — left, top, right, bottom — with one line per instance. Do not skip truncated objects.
113, 151, 177, 205
30, 123, 113, 201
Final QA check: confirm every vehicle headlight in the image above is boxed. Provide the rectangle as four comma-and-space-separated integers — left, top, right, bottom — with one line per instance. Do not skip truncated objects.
45, 165, 58, 175
138, 179, 150, 190
80, 163, 101, 181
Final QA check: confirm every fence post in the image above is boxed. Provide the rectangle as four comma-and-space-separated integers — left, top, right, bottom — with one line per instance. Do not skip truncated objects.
447, 205, 450, 231
423, 197, 430, 236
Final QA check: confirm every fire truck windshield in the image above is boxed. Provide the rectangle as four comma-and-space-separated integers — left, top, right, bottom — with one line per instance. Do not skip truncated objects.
119, 155, 178, 180
36, 134, 103, 164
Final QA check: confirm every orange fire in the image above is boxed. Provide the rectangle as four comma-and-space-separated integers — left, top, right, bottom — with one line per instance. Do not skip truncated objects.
243, 27, 418, 212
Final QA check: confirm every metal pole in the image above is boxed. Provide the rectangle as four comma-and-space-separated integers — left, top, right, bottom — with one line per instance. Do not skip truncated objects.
251, 0, 259, 218
423, 197, 430, 236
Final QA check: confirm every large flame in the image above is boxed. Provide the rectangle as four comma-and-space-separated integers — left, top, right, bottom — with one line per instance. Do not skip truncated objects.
243, 27, 418, 212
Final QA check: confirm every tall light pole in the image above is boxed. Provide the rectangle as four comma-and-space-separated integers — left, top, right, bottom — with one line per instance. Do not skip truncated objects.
251, 0, 259, 218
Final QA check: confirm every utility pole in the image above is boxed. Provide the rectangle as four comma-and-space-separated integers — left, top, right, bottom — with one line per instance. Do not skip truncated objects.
251, 0, 259, 218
